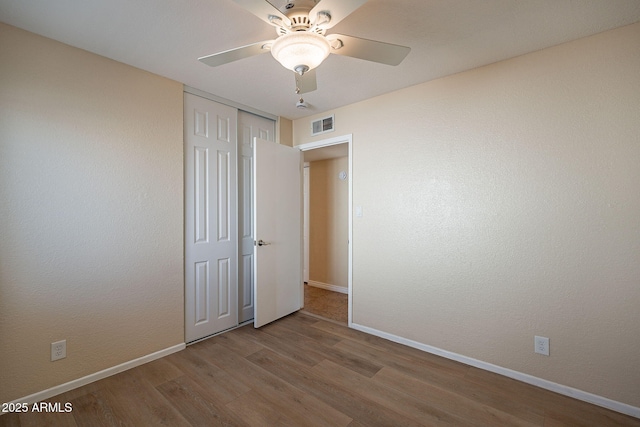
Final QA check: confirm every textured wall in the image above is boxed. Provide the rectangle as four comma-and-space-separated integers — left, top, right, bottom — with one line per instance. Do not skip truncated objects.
293, 23, 640, 407
309, 157, 349, 289
0, 23, 184, 402
278, 117, 293, 147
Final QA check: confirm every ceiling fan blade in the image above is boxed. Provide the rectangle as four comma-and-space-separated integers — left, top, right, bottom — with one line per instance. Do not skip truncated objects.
233, 0, 291, 27
326, 34, 410, 66
295, 69, 317, 94
309, 0, 368, 29
199, 40, 273, 67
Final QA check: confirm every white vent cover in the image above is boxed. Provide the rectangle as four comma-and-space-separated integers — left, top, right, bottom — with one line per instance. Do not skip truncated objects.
311, 115, 335, 136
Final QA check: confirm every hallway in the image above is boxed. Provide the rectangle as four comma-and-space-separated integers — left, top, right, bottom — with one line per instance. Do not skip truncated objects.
302, 284, 347, 324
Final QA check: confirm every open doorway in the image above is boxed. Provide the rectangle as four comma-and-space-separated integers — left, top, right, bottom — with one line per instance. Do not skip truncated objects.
299, 135, 352, 325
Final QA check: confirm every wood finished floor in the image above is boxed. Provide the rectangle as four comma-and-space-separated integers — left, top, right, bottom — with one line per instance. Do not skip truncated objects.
2, 312, 639, 426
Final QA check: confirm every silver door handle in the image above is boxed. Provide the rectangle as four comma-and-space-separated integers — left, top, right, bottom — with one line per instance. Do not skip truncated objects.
257, 239, 271, 246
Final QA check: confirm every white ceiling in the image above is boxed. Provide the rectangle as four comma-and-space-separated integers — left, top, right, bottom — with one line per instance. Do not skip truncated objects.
1, 0, 639, 120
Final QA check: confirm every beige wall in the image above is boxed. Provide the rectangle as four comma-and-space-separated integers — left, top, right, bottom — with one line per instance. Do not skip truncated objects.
293, 23, 640, 408
278, 117, 293, 146
309, 157, 349, 289
0, 23, 184, 403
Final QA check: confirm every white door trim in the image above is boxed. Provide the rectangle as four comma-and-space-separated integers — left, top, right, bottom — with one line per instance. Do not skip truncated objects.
183, 85, 277, 121
298, 134, 353, 327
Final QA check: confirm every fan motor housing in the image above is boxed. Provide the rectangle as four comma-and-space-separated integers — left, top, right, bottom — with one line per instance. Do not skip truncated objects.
279, 0, 324, 34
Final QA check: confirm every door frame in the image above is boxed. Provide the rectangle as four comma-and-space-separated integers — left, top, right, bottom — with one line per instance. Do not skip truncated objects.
298, 134, 353, 326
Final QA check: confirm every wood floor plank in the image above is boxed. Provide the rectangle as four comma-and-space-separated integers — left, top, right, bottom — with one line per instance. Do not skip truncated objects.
100, 368, 193, 426
466, 367, 546, 394
585, 407, 640, 427
225, 390, 301, 426
543, 407, 640, 427
310, 317, 382, 341
246, 347, 424, 427
271, 313, 344, 346
207, 328, 263, 357
193, 340, 353, 427
91, 382, 189, 426
44, 379, 105, 406
68, 391, 125, 427
293, 394, 354, 427
0, 413, 21, 427
465, 367, 640, 427
453, 367, 562, 423
320, 321, 548, 425
312, 359, 476, 427
333, 336, 468, 393
261, 321, 384, 378
130, 356, 184, 387
156, 375, 249, 427
373, 366, 543, 426
17, 407, 77, 427
163, 346, 251, 405
312, 318, 470, 376
464, 366, 570, 417
232, 323, 327, 367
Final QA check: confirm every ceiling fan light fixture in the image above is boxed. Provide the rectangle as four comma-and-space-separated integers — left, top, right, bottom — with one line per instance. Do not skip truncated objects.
271, 32, 330, 74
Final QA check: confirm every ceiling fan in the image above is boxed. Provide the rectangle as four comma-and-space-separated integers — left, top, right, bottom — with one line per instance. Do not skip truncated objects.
199, 0, 411, 94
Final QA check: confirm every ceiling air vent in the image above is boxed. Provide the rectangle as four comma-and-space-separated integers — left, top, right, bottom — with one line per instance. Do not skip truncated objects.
311, 115, 335, 136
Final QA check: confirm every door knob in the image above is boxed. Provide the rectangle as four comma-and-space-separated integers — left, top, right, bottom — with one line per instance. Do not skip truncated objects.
257, 239, 271, 246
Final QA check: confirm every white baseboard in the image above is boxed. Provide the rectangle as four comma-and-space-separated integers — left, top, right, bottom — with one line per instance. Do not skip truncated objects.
307, 280, 348, 294
350, 323, 640, 419
7, 343, 185, 407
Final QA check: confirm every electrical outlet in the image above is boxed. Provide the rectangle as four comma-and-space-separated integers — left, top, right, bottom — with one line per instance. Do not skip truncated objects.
51, 340, 66, 361
534, 336, 549, 356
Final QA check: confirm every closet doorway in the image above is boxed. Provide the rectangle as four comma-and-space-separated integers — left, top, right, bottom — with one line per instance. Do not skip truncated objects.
299, 135, 352, 325
184, 89, 277, 343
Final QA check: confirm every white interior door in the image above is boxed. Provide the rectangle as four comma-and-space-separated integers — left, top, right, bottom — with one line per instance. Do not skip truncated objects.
238, 111, 275, 323
184, 93, 238, 342
253, 138, 303, 328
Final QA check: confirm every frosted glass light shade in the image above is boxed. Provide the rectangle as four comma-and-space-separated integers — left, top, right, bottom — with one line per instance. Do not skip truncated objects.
271, 32, 331, 73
